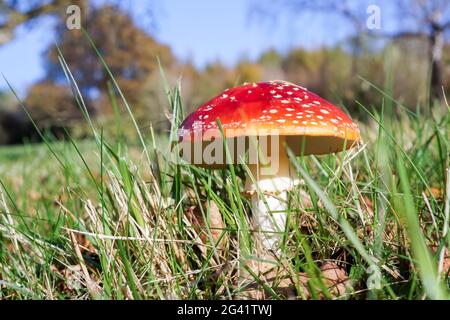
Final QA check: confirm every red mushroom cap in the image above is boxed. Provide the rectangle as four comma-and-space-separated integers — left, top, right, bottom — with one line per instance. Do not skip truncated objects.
178, 80, 360, 157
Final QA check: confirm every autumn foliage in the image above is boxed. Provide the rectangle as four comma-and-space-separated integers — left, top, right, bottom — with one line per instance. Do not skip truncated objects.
0, 2, 449, 144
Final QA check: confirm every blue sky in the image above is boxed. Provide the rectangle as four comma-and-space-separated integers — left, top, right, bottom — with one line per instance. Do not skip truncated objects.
0, 0, 383, 95
154, 0, 352, 67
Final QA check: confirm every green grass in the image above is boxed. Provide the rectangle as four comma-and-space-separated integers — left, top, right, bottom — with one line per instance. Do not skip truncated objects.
0, 42, 449, 299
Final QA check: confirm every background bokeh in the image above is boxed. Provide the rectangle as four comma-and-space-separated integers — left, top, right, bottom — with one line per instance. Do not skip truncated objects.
0, 0, 449, 144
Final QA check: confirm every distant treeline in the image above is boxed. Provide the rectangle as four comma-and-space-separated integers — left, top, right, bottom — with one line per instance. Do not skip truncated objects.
0, 4, 448, 144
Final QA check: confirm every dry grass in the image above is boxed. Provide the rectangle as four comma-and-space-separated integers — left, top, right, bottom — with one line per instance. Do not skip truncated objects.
0, 42, 449, 299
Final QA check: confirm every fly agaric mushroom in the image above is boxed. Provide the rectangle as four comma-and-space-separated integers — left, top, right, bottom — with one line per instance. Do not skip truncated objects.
177, 80, 360, 252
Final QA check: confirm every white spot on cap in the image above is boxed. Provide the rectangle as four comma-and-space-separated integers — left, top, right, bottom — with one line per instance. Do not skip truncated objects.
317, 115, 324, 119
320, 109, 330, 114
286, 108, 295, 111
330, 118, 339, 124
273, 94, 282, 98
192, 120, 203, 130
281, 100, 289, 104
230, 96, 236, 101
204, 115, 209, 119
276, 119, 286, 123
221, 94, 228, 98
269, 109, 278, 114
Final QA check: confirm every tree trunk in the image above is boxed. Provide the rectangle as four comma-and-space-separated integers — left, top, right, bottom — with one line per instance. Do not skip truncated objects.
429, 28, 444, 103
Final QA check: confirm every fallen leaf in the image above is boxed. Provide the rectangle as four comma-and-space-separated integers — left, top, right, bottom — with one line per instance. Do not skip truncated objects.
184, 201, 224, 244
236, 257, 352, 299
320, 262, 351, 296
426, 187, 444, 199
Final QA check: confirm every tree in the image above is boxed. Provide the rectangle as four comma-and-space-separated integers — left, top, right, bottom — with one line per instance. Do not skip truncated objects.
395, 0, 450, 101
257, 49, 285, 80
42, 5, 175, 119
183, 61, 233, 114
0, 1, 175, 141
234, 60, 263, 83
254, 0, 450, 102
0, 0, 87, 44
25, 81, 81, 128
0, 0, 156, 44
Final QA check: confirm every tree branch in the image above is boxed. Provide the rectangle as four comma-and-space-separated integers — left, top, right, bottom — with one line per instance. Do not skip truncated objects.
0, 1, 59, 44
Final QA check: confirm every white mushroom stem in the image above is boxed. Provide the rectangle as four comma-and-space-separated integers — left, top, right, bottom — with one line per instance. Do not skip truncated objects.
245, 136, 296, 253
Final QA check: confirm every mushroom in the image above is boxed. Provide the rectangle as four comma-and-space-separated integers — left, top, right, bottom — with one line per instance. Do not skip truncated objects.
177, 80, 360, 253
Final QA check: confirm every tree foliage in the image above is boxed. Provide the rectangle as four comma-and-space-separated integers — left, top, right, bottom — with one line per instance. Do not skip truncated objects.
0, 1, 449, 144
